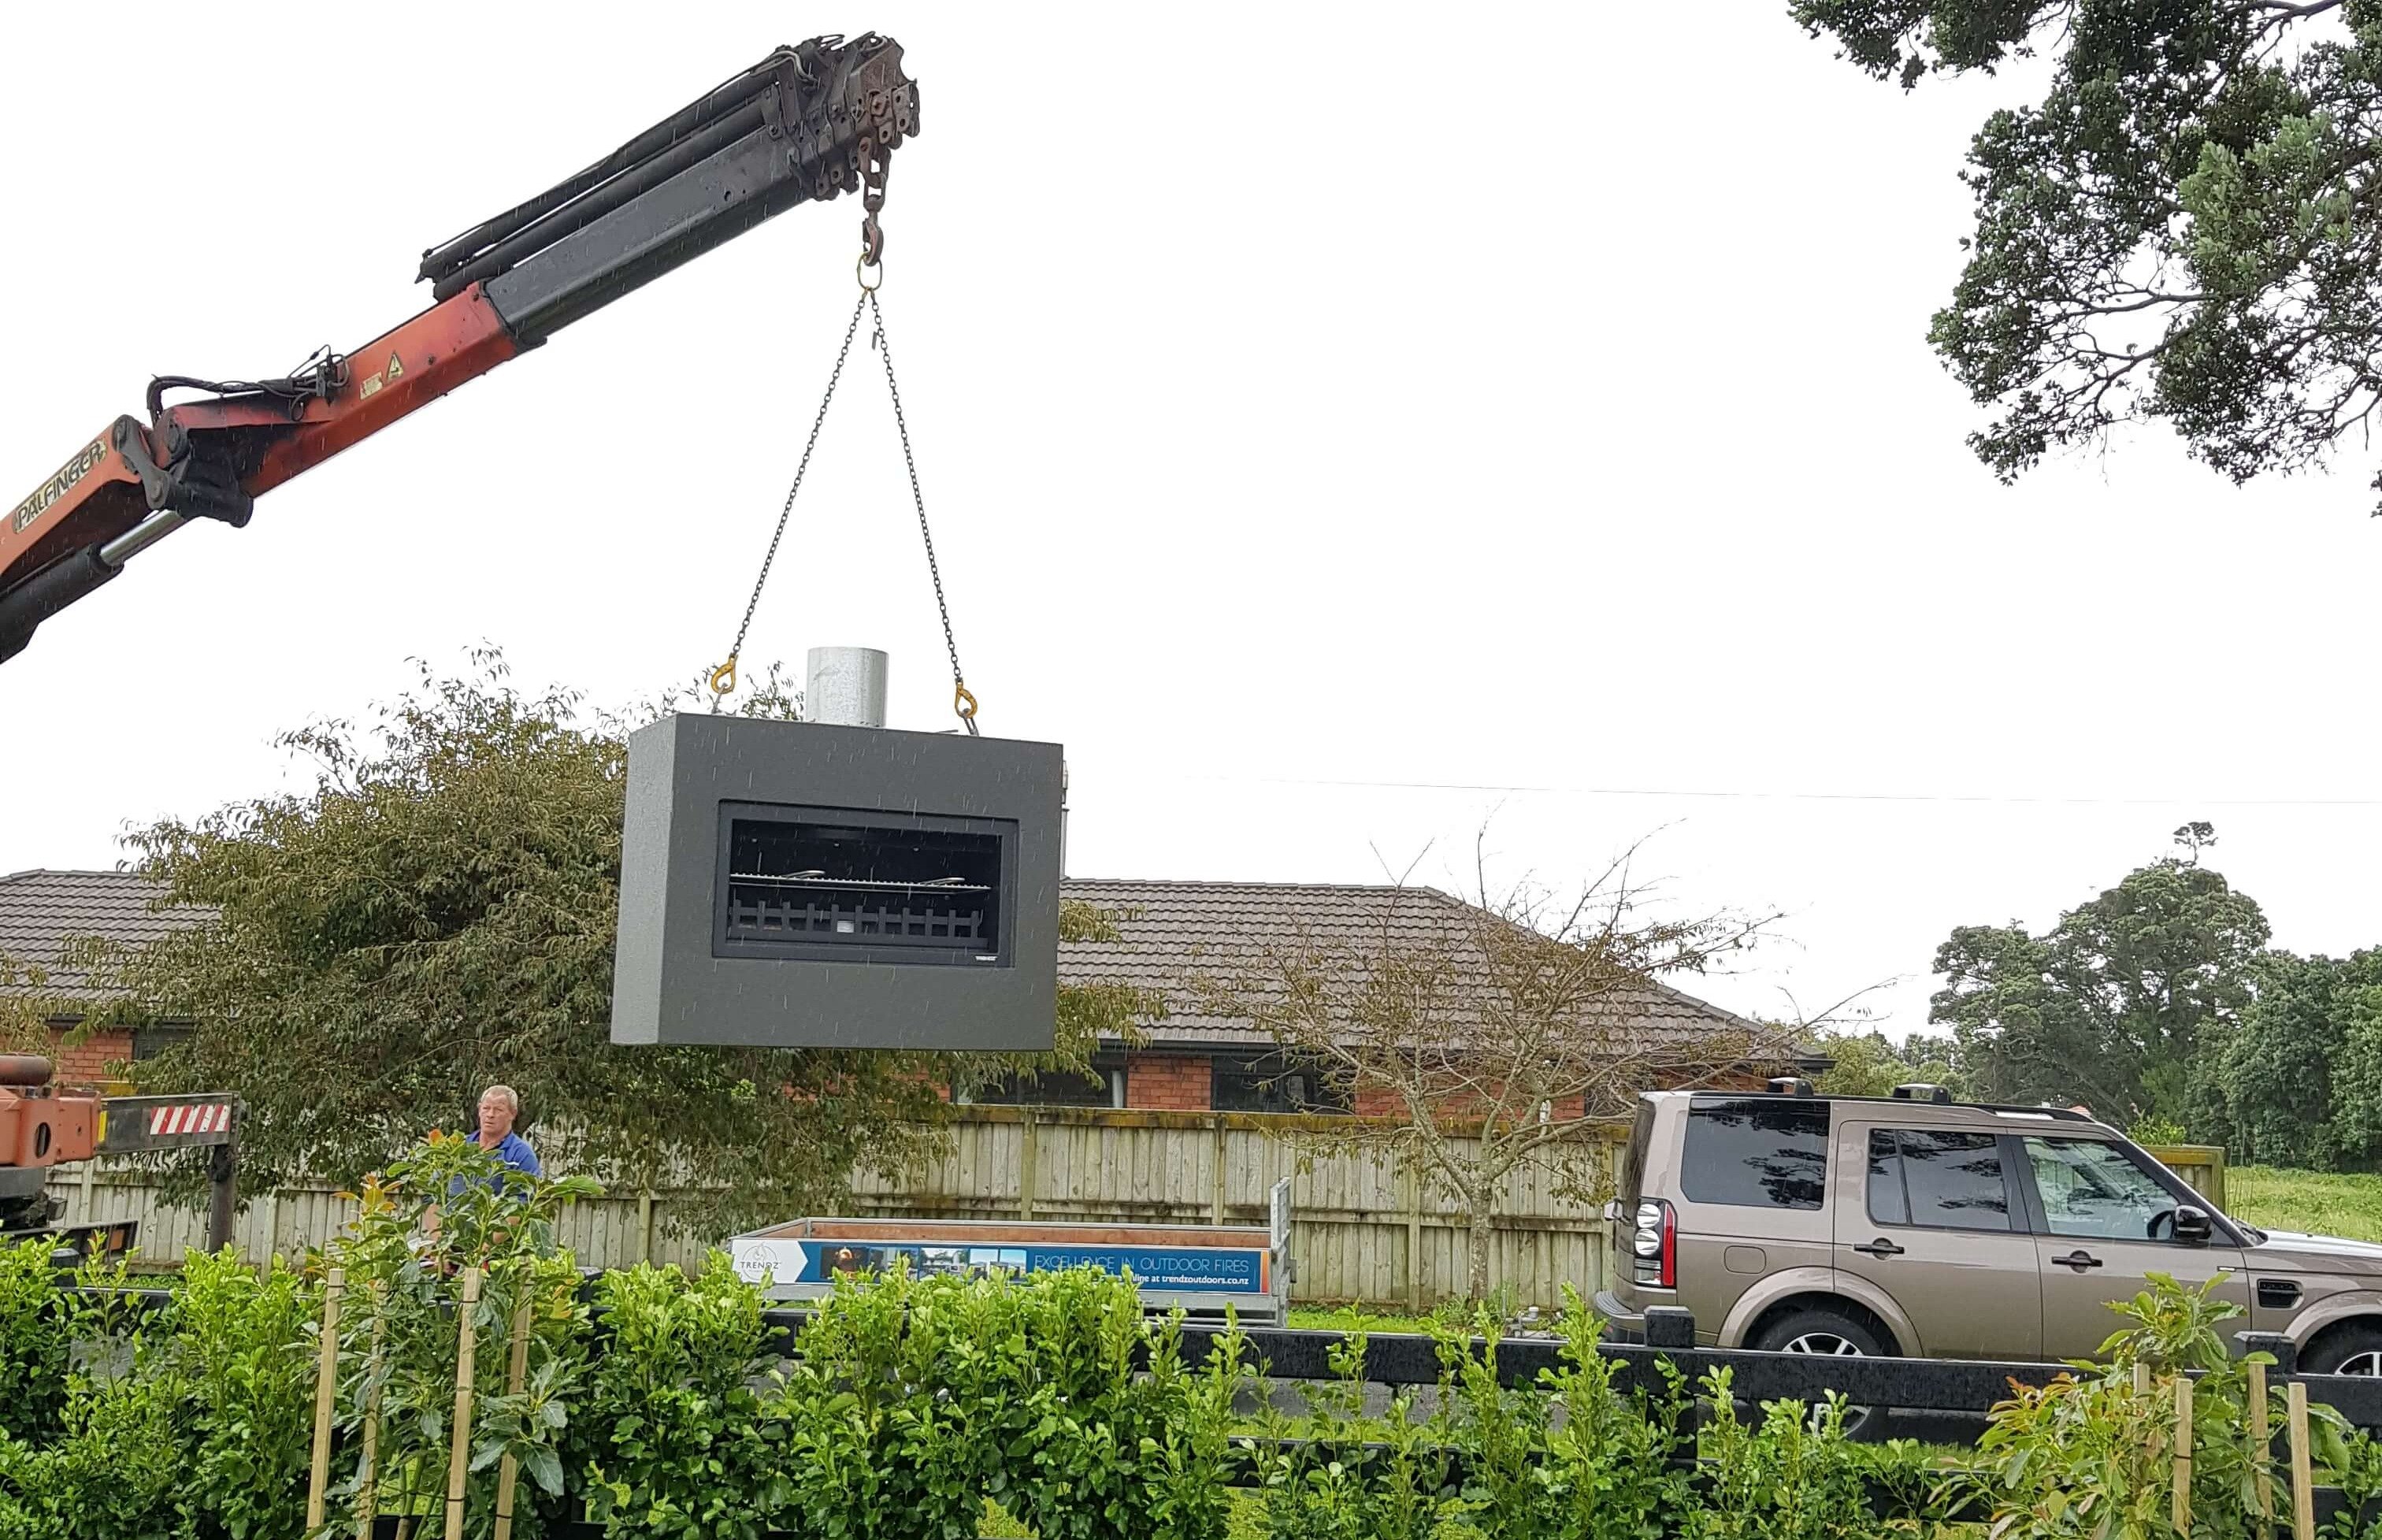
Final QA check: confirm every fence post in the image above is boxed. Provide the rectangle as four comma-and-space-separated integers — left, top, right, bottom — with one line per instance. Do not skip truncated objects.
2172, 1376, 2192, 1535
305, 1267, 344, 1531
356, 1282, 387, 1540
635, 1191, 655, 1267
446, 1266, 484, 1540
2247, 1360, 2273, 1529
1211, 1115, 1228, 1226
1403, 1157, 1425, 1315
492, 1287, 535, 1540
206, 1133, 238, 1253
2288, 1381, 2316, 1540
1018, 1111, 1037, 1223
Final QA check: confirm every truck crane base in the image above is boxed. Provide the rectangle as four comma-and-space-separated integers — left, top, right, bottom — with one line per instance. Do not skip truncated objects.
0, 1056, 240, 1260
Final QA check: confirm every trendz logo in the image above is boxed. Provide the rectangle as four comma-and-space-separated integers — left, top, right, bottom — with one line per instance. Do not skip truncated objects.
10, 438, 109, 535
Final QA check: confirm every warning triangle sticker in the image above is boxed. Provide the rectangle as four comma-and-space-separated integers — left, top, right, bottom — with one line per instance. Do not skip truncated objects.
385, 354, 404, 380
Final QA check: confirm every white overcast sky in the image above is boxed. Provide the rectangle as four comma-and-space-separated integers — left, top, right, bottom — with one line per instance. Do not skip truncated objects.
4, 5, 2378, 1037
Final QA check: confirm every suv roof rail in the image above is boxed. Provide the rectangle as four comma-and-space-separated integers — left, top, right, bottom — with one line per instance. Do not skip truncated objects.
1891, 1082, 1952, 1104
1680, 1089, 2094, 1122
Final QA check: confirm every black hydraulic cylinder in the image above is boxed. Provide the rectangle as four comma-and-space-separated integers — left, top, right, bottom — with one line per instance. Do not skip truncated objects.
0, 544, 117, 664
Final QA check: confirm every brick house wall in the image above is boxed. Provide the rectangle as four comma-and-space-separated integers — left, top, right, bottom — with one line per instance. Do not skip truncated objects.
46, 1026, 132, 1086
1124, 1053, 1210, 1111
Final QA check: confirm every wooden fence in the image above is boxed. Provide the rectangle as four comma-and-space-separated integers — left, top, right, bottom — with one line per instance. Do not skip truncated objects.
58, 1113, 2238, 1312
69, 1106, 1620, 1308
2150, 1143, 2229, 1212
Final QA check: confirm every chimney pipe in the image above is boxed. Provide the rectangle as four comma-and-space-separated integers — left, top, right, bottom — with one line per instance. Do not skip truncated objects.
804, 647, 889, 728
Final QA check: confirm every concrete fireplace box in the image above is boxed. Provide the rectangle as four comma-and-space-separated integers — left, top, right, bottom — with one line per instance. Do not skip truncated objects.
609, 712, 1062, 1051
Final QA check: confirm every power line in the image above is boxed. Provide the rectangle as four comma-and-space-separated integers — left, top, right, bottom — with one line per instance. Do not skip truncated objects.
1171, 773, 2382, 809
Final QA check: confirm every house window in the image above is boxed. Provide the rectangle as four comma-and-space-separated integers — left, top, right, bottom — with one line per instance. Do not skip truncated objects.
1211, 1053, 1349, 1115
959, 1066, 1124, 1108
132, 1024, 191, 1063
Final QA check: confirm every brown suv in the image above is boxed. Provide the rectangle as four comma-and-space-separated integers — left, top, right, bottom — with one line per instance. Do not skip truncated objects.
1594, 1083, 2382, 1376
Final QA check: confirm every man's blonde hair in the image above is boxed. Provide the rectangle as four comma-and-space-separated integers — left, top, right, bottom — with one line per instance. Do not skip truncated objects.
480, 1085, 521, 1116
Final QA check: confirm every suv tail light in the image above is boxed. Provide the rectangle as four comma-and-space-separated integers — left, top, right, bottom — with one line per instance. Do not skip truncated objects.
1631, 1198, 1675, 1289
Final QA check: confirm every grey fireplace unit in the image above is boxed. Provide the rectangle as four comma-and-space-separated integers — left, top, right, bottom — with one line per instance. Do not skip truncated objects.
610, 713, 1062, 1051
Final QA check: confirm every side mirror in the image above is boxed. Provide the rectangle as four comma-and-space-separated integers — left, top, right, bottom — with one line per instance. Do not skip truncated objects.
2175, 1205, 2213, 1245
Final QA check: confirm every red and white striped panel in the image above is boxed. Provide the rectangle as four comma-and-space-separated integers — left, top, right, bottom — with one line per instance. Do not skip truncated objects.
147, 1102, 232, 1137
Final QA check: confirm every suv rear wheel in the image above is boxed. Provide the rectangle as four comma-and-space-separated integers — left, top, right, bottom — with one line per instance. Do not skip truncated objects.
1749, 1306, 1890, 1440
2305, 1323, 2382, 1377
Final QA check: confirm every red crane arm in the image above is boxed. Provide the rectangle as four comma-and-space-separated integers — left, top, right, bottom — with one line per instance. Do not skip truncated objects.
0, 34, 918, 664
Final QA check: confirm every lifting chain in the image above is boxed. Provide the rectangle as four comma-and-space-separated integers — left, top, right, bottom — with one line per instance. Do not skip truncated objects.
710, 288, 867, 709
866, 285, 977, 734
708, 242, 978, 735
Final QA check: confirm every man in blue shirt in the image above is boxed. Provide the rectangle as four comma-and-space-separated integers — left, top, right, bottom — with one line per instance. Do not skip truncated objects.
473, 1084, 542, 1187
425, 1084, 544, 1252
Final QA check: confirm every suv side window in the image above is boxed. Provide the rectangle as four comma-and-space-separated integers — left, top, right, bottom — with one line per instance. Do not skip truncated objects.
1617, 1102, 1655, 1208
2024, 1137, 2183, 1240
1866, 1128, 2013, 1230
1681, 1098, 1829, 1210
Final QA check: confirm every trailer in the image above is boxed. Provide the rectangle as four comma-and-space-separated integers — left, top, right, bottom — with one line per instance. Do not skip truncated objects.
729, 1180, 1296, 1324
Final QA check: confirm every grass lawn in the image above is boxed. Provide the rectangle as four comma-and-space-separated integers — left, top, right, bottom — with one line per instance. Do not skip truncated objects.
2227, 1165, 2382, 1241
1284, 1303, 1443, 1336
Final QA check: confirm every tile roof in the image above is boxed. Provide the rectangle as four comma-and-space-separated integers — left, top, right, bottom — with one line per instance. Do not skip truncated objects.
0, 869, 1772, 1054
0, 867, 206, 999
1057, 877, 1772, 1052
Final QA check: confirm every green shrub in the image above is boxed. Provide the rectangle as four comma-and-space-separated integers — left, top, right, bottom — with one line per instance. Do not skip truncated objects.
0, 1354, 187, 1540
321, 1133, 597, 1539
0, 1240, 69, 1443
1250, 1327, 1445, 1540
25, 1194, 2382, 1538
166, 1248, 318, 1540
577, 1256, 785, 1538
1687, 1377, 1875, 1540
1538, 1290, 1694, 1540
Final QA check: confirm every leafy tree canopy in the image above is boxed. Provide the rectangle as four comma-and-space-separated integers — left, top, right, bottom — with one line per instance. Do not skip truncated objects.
83, 651, 1147, 1234
1794, 1, 2382, 507
2209, 946, 2382, 1166
1812, 1026, 1969, 1100
1927, 826, 2269, 1126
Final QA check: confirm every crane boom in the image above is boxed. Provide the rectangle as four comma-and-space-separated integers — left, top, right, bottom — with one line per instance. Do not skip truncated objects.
0, 35, 918, 665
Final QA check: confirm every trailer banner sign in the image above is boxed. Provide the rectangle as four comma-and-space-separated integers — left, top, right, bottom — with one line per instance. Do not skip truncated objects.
733, 1237, 1270, 1294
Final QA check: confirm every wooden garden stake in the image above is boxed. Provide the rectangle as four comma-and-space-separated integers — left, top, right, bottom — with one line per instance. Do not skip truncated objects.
492, 1288, 535, 1540
2172, 1375, 2193, 1535
2249, 1361, 2273, 1527
445, 1266, 483, 1540
306, 1267, 345, 1530
2288, 1381, 2316, 1540
355, 1282, 388, 1540
2134, 1363, 2161, 1477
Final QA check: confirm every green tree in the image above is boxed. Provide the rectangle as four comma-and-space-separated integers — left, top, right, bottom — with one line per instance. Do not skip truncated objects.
84, 652, 1150, 1235
2216, 947, 2382, 1168
1793, 2, 2382, 509
1195, 852, 1781, 1303
1811, 1027, 1968, 1099
1928, 829, 2269, 1129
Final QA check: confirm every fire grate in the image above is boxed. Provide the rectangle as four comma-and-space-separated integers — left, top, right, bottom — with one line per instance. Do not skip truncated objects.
714, 804, 1010, 964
